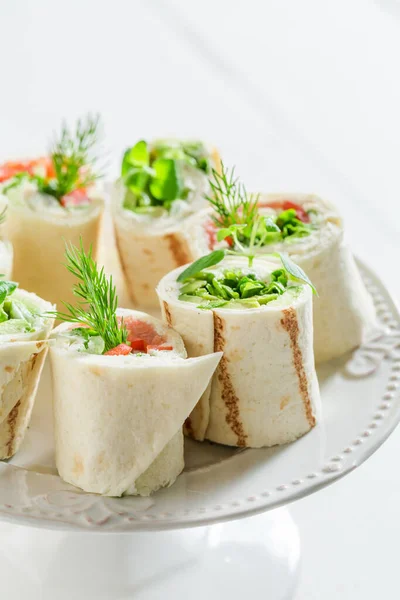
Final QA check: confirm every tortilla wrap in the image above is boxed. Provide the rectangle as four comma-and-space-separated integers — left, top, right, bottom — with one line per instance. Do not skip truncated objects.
0, 290, 54, 459
187, 194, 376, 363
5, 193, 103, 308
113, 146, 220, 310
157, 257, 320, 447
50, 309, 222, 496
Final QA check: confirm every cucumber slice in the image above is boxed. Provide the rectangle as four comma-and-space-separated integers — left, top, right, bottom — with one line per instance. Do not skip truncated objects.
0, 319, 31, 334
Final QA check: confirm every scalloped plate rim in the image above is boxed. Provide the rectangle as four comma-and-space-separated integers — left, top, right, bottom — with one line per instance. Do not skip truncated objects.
0, 256, 399, 533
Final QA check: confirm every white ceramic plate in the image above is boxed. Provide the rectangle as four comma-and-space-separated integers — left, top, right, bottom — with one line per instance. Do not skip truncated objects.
0, 260, 399, 532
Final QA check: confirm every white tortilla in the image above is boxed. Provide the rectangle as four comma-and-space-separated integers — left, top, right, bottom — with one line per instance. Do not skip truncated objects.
50, 309, 222, 496
157, 257, 320, 448
0, 195, 13, 279
187, 195, 377, 363
112, 145, 220, 309
4, 187, 103, 308
0, 289, 54, 459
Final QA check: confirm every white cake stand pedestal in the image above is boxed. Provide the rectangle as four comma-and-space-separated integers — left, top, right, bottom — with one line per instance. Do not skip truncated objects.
0, 508, 300, 600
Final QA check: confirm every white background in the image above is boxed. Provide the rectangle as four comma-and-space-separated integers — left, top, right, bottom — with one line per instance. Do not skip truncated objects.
1, 0, 400, 597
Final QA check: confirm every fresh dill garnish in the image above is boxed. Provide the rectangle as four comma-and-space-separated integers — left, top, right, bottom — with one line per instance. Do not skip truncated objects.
52, 240, 127, 352
205, 163, 313, 249
1, 114, 103, 204
40, 113, 102, 201
206, 164, 259, 231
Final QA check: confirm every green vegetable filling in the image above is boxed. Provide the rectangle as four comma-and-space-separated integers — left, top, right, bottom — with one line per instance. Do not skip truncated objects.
207, 165, 316, 248
178, 268, 292, 310
0, 281, 39, 333
121, 139, 210, 214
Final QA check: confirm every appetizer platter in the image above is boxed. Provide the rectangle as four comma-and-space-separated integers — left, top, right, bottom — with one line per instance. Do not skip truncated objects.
0, 122, 399, 534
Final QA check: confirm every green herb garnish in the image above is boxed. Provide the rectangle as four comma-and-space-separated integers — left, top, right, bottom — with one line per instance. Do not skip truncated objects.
52, 240, 127, 352
2, 113, 102, 204
179, 267, 289, 310
121, 139, 210, 214
274, 253, 317, 295
43, 113, 101, 201
177, 248, 316, 308
177, 250, 226, 282
206, 164, 313, 248
207, 165, 259, 233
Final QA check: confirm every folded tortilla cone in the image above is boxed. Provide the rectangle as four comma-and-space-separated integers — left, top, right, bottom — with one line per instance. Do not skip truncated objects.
113, 140, 221, 309
187, 194, 376, 363
0, 289, 54, 459
5, 191, 103, 309
157, 256, 320, 447
50, 309, 222, 496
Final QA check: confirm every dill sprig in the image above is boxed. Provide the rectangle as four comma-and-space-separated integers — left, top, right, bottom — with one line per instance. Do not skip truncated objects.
53, 240, 127, 352
40, 113, 103, 201
206, 163, 259, 230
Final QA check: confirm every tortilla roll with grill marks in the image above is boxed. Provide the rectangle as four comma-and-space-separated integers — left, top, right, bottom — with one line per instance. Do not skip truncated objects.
157, 256, 320, 447
50, 309, 222, 496
187, 194, 376, 363
0, 289, 54, 459
112, 139, 221, 309
0, 115, 105, 309
5, 191, 103, 308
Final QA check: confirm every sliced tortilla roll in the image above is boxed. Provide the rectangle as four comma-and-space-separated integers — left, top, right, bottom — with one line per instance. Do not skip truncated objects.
0, 289, 54, 459
187, 194, 376, 363
157, 256, 320, 447
5, 188, 103, 308
0, 195, 13, 279
0, 118, 105, 308
50, 309, 222, 496
113, 139, 220, 309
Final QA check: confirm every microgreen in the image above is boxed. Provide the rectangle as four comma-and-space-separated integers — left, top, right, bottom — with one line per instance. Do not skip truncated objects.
176, 250, 226, 282
176, 247, 317, 302
273, 253, 317, 295
51, 240, 127, 352
121, 139, 210, 214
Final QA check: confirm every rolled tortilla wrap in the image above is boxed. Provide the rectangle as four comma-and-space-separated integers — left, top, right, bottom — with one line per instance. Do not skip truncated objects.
4, 183, 103, 308
187, 194, 376, 363
157, 257, 320, 447
113, 140, 220, 309
0, 240, 13, 281
0, 289, 54, 459
0, 195, 13, 279
50, 309, 222, 496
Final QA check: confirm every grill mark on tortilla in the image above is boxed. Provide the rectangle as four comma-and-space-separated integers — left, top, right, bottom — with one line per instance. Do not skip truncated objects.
4, 366, 14, 373
164, 233, 190, 266
280, 308, 315, 427
5, 353, 39, 457
213, 314, 247, 447
163, 301, 172, 327
6, 400, 21, 457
